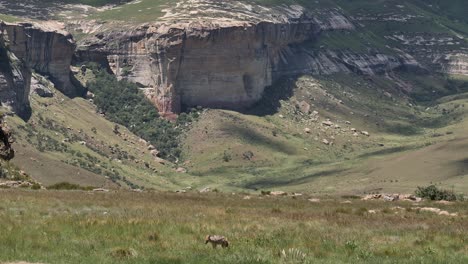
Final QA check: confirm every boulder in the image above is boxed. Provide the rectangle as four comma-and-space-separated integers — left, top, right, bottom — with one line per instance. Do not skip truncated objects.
199, 187, 212, 193
322, 120, 333, 126
34, 87, 54, 98
297, 100, 311, 114
418, 207, 441, 213
147, 145, 156, 151
85, 91, 95, 99
383, 194, 398, 202
270, 191, 287, 196
362, 194, 382, 200
93, 188, 110, 192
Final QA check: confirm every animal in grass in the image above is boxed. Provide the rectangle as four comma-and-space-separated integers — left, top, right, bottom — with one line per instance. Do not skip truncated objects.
205, 235, 229, 248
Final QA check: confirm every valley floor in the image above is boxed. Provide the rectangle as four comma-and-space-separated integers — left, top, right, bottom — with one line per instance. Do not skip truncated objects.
0, 190, 466, 263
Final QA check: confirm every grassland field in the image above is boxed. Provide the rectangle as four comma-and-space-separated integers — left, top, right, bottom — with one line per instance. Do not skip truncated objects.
0, 189, 467, 264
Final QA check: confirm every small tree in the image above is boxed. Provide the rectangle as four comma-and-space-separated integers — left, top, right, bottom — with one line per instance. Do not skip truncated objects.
415, 185, 458, 201
222, 151, 232, 162
113, 125, 120, 135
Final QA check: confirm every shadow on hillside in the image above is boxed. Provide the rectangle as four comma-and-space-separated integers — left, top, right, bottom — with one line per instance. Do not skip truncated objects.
242, 76, 297, 116
451, 158, 468, 176
70, 74, 88, 98
243, 168, 346, 190
220, 122, 297, 155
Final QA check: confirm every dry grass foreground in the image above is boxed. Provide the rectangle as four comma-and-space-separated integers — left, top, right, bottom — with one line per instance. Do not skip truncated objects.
0, 190, 467, 263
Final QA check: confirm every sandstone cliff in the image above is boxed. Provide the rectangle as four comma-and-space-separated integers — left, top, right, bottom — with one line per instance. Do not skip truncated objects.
75, 1, 428, 114
0, 32, 31, 119
76, 4, 356, 114
58, 0, 468, 116
438, 53, 468, 76
0, 21, 82, 118
1, 21, 78, 96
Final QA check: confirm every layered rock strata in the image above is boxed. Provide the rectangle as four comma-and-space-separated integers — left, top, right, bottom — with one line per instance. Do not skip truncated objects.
74, 0, 465, 115
0, 21, 80, 118
76, 4, 352, 114
0, 32, 31, 118
76, 1, 422, 114
0, 21, 77, 96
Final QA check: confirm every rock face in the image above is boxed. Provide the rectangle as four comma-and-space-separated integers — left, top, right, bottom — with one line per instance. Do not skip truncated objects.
439, 53, 468, 76
0, 33, 31, 118
72, 0, 466, 115
77, 3, 360, 114
279, 49, 421, 76
0, 22, 78, 96
75, 1, 426, 115
0, 21, 81, 118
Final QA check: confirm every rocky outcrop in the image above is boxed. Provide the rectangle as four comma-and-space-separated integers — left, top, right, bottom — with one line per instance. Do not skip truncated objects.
438, 53, 468, 76
76, 3, 358, 114
0, 118, 15, 160
274, 48, 421, 76
0, 21, 78, 96
0, 33, 31, 119
76, 1, 423, 115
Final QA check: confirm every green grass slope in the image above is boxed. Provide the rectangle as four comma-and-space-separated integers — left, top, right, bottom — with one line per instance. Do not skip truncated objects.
7, 74, 192, 190
180, 73, 468, 195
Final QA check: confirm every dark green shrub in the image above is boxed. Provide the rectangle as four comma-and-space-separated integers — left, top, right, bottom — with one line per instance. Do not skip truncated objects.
222, 151, 232, 162
385, 122, 422, 135
48, 182, 94, 191
242, 151, 254, 161
31, 183, 42, 190
48, 182, 82, 190
415, 185, 458, 201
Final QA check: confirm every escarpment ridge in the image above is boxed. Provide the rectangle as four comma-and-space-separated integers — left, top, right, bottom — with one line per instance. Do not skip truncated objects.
72, 0, 467, 115
75, 3, 419, 114
1, 0, 467, 116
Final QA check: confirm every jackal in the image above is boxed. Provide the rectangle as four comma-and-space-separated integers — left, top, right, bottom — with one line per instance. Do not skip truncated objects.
205, 235, 229, 248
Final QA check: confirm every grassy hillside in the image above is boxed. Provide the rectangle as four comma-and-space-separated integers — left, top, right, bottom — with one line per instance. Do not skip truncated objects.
5, 69, 466, 194
1, 0, 467, 194
180, 72, 468, 194
6, 74, 192, 190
